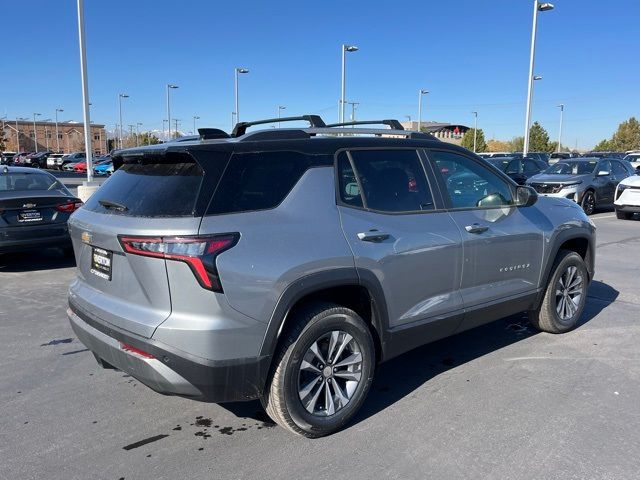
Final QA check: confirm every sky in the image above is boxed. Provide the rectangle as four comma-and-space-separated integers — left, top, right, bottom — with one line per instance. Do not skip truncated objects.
2, 0, 639, 149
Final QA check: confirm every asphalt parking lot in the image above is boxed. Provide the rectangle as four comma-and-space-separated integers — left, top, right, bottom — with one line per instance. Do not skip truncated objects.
1, 211, 639, 480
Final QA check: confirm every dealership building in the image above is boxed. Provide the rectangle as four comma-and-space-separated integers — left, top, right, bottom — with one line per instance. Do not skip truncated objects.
2, 119, 106, 154
401, 121, 470, 145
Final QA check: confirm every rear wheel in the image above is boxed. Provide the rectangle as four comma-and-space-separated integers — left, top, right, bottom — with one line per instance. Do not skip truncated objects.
529, 250, 588, 334
261, 303, 375, 438
616, 210, 633, 220
580, 190, 596, 215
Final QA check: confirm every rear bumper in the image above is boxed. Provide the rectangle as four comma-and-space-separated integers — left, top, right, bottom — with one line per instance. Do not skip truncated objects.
0, 224, 71, 253
615, 205, 640, 213
67, 299, 271, 403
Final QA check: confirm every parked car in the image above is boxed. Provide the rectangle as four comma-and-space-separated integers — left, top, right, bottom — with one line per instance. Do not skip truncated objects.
12, 152, 33, 166
0, 166, 82, 254
614, 171, 640, 220
24, 151, 53, 168
527, 157, 635, 214
486, 156, 548, 185
623, 152, 640, 169
584, 151, 626, 159
1, 151, 17, 165
76, 155, 111, 173
46, 153, 67, 170
94, 159, 113, 176
60, 152, 86, 170
515, 152, 549, 163
67, 115, 595, 438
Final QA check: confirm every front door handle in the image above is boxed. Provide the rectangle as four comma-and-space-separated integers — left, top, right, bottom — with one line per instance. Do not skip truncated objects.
465, 223, 489, 234
357, 230, 390, 242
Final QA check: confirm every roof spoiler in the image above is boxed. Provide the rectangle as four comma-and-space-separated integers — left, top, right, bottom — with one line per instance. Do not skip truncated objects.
232, 115, 326, 137
198, 128, 230, 140
325, 119, 405, 130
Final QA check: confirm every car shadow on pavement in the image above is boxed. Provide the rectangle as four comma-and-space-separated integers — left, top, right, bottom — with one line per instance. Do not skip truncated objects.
0, 248, 75, 272
215, 281, 619, 430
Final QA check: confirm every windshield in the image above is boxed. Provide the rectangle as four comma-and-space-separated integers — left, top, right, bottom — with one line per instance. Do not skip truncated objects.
545, 161, 598, 175
487, 159, 510, 171
0, 172, 64, 192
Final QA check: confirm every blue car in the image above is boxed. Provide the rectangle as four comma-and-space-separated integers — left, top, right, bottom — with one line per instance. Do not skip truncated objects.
93, 160, 113, 176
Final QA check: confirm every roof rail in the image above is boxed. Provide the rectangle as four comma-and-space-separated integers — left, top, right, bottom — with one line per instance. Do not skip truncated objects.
198, 128, 230, 140
231, 115, 326, 137
325, 119, 405, 130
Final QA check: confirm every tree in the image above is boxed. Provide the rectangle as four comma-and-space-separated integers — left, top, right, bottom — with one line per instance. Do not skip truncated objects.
611, 117, 640, 151
528, 121, 551, 152
486, 139, 510, 152
460, 128, 487, 152
593, 138, 614, 152
509, 136, 524, 152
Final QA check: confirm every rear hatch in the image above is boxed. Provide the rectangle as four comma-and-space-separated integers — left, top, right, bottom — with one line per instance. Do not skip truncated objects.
68, 148, 229, 338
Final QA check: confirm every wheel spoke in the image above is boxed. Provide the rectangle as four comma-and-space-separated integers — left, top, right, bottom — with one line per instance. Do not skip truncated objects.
324, 381, 336, 416
309, 341, 326, 365
332, 379, 350, 406
326, 331, 340, 363
333, 352, 362, 368
302, 378, 324, 414
332, 333, 353, 364
334, 370, 362, 382
300, 359, 321, 374
299, 374, 321, 401
568, 274, 583, 290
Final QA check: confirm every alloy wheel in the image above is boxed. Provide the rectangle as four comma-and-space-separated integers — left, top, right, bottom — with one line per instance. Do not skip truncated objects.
297, 330, 363, 417
555, 265, 584, 322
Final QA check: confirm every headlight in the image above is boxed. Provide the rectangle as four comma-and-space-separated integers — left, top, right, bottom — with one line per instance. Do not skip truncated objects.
560, 181, 582, 188
617, 184, 628, 191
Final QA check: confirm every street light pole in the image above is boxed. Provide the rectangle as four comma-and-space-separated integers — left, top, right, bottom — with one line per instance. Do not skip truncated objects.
162, 119, 168, 142
340, 45, 358, 124
118, 93, 128, 149
557, 103, 564, 153
234, 68, 249, 123
193, 115, 200, 134
417, 89, 428, 132
76, 0, 94, 182
523, 0, 554, 156
231, 112, 236, 131
32, 113, 41, 152
166, 84, 178, 140
471, 111, 478, 153
55, 108, 63, 152
277, 106, 286, 128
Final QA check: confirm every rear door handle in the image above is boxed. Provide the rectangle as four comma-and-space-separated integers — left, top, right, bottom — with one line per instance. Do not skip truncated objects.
357, 230, 390, 242
465, 223, 489, 234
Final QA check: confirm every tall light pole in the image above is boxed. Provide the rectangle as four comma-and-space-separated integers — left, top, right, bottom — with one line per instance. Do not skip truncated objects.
166, 84, 178, 139
55, 108, 64, 152
76, 0, 94, 182
162, 119, 168, 142
471, 111, 478, 153
193, 115, 200, 134
118, 93, 128, 149
340, 45, 358, 124
523, 1, 554, 156
231, 112, 236, 131
417, 89, 428, 132
32, 113, 41, 152
346, 101, 359, 121
557, 103, 564, 153
277, 106, 286, 128
234, 68, 249, 123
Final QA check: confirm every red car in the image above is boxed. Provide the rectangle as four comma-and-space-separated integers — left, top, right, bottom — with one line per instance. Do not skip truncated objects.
73, 161, 88, 173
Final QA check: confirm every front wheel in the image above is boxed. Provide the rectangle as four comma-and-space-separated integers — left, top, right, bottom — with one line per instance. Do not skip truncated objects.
616, 210, 633, 220
262, 303, 375, 438
581, 190, 596, 215
529, 250, 588, 334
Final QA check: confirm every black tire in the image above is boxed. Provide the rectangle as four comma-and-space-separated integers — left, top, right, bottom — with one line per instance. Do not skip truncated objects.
616, 210, 633, 220
261, 302, 375, 438
529, 250, 588, 334
580, 190, 596, 215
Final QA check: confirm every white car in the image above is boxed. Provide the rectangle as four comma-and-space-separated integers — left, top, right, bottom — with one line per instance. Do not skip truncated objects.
614, 174, 640, 219
623, 153, 640, 169
46, 153, 66, 170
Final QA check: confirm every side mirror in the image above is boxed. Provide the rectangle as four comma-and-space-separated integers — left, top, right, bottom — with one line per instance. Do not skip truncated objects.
597, 170, 610, 176
516, 185, 538, 207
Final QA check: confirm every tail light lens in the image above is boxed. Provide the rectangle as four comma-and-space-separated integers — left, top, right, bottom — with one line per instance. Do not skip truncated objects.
120, 342, 155, 359
56, 201, 84, 213
118, 233, 239, 292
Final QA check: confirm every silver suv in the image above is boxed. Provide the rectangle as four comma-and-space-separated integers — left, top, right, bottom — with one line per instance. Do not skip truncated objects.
67, 116, 596, 437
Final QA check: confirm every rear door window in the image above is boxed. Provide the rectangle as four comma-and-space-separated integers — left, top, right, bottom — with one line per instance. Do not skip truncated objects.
84, 161, 204, 217
206, 151, 317, 215
342, 149, 434, 213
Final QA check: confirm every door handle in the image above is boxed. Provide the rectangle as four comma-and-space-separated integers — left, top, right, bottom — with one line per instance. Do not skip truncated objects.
465, 223, 489, 234
357, 230, 390, 242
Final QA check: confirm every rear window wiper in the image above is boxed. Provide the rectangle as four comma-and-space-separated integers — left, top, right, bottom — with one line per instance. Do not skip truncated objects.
99, 199, 128, 212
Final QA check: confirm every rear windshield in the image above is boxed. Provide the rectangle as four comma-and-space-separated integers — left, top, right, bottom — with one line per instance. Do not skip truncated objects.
0, 172, 63, 192
84, 162, 203, 217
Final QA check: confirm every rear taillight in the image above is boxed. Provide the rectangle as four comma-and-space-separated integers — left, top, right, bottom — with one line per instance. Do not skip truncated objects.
120, 342, 155, 359
118, 233, 239, 292
56, 201, 84, 213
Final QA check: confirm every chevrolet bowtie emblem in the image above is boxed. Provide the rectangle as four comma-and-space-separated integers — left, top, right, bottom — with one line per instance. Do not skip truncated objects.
22, 203, 36, 208
81, 231, 92, 244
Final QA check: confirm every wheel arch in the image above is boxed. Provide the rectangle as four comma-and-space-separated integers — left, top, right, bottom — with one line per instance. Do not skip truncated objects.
258, 268, 389, 365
